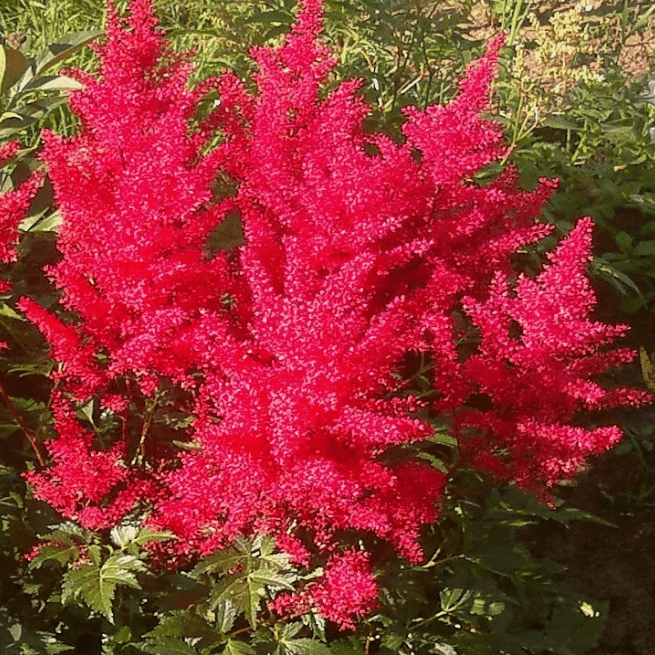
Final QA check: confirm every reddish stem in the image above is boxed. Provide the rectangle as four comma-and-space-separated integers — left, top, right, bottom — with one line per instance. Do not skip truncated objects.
0, 375, 45, 467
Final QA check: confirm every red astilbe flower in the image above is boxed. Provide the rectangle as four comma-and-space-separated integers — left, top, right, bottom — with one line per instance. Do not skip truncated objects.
20, 0, 235, 533
21, 0, 648, 630
0, 141, 43, 265
459, 217, 650, 489
0, 141, 43, 349
150, 0, 553, 573
270, 549, 379, 631
24, 396, 157, 531
19, 0, 232, 401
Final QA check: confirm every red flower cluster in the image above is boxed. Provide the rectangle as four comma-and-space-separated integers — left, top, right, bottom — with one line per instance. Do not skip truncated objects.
0, 141, 42, 347
270, 550, 378, 630
0, 141, 42, 265
19, 0, 648, 628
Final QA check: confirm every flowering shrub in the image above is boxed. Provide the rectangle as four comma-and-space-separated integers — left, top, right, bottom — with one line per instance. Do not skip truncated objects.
13, 0, 648, 632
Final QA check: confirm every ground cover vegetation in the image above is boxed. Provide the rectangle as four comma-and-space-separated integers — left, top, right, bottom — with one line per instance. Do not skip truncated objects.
0, 0, 653, 654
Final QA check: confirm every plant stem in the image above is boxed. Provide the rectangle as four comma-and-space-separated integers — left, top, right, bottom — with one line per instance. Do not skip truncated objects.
0, 374, 45, 466
133, 391, 160, 466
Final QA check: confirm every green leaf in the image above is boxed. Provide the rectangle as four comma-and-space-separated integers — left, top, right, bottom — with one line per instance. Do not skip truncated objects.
0, 46, 28, 92
601, 124, 636, 145
215, 575, 262, 629
138, 638, 199, 655
591, 261, 643, 300
640, 347, 655, 392
131, 526, 176, 547
28, 541, 79, 569
280, 638, 332, 655
614, 231, 632, 252
110, 523, 140, 548
110, 523, 175, 553
0, 304, 26, 321
543, 115, 579, 131
19, 75, 82, 93
249, 568, 295, 591
215, 599, 238, 633
440, 587, 472, 613
144, 608, 223, 649
62, 553, 145, 622
222, 639, 255, 655
193, 543, 249, 576
20, 208, 62, 233
431, 645, 457, 655
0, 618, 74, 654
633, 239, 655, 257
0, 47, 5, 94
245, 10, 293, 25
0, 97, 66, 140
144, 611, 192, 641
33, 30, 102, 78
330, 638, 366, 655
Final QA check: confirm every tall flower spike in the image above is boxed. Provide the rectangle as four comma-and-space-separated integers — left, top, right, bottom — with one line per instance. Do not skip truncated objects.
30, 0, 232, 398
461, 217, 650, 490
0, 142, 43, 264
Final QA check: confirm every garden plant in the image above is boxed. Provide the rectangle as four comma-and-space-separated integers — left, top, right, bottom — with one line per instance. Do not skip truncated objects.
0, 1, 654, 654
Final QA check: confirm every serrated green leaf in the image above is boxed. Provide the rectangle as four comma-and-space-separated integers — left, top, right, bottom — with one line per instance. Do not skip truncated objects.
132, 526, 176, 547
108, 625, 132, 645
440, 587, 472, 613
41, 522, 86, 540
61, 553, 144, 622
223, 576, 261, 629
280, 638, 332, 655
110, 523, 140, 548
279, 623, 303, 641
215, 599, 238, 633
28, 541, 79, 569
144, 609, 222, 647
138, 637, 199, 655
249, 568, 294, 591
193, 546, 248, 576
111, 523, 175, 554
62, 562, 111, 620
144, 612, 191, 641
222, 639, 254, 655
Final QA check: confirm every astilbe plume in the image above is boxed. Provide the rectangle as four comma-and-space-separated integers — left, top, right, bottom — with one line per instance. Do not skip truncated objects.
0, 141, 42, 347
21, 0, 649, 628
19, 0, 234, 529
19, 0, 230, 399
0, 141, 42, 265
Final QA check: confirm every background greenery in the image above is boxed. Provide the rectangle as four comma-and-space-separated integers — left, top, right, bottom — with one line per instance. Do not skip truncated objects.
0, 1, 653, 653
